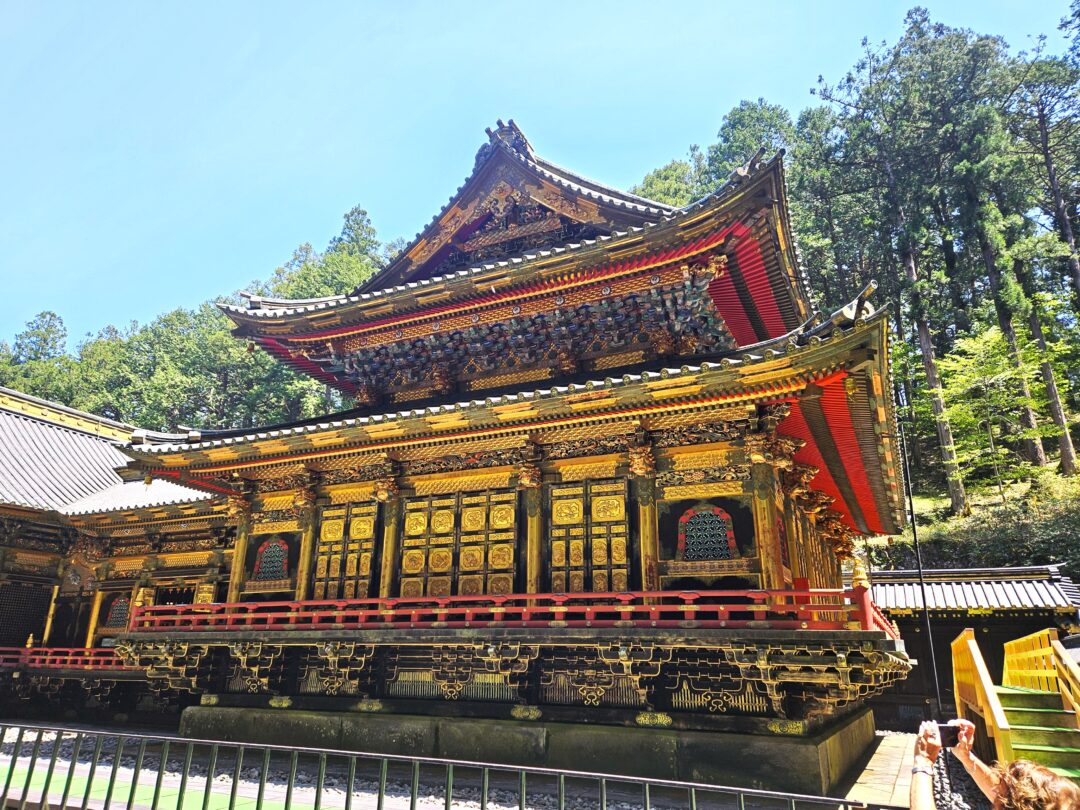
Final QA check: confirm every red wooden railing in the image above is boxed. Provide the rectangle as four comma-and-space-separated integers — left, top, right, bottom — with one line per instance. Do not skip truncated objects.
125, 586, 900, 639
0, 647, 133, 672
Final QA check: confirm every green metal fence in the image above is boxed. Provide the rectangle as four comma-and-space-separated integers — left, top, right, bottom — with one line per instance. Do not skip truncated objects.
0, 723, 894, 810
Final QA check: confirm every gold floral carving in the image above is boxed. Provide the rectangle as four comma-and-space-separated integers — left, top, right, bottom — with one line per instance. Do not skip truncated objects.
591, 496, 625, 523
552, 500, 584, 526
431, 511, 455, 534
489, 504, 515, 529
404, 513, 428, 537
349, 516, 375, 540
320, 520, 345, 543
461, 507, 487, 533
373, 478, 399, 503
516, 463, 542, 489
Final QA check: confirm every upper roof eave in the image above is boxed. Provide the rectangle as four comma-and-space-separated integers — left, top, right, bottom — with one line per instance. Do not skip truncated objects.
218, 154, 790, 334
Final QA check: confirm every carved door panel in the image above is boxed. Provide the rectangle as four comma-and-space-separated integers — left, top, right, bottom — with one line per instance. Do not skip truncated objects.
399, 491, 518, 598
548, 478, 630, 593
314, 503, 379, 600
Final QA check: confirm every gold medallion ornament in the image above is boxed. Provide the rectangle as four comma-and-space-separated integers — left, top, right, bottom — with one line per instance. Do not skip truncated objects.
461, 507, 487, 532
489, 504, 515, 529
552, 499, 584, 525
460, 547, 484, 571
349, 516, 375, 540
404, 513, 428, 536
431, 510, 455, 534
489, 544, 513, 569
401, 550, 426, 574
591, 496, 624, 522
320, 520, 345, 543
429, 548, 453, 572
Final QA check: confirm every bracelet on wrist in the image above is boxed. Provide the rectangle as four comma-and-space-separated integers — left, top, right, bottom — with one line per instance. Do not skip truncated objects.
912, 765, 935, 777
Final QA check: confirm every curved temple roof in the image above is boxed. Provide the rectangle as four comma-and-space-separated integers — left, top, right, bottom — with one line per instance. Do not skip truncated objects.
0, 387, 209, 517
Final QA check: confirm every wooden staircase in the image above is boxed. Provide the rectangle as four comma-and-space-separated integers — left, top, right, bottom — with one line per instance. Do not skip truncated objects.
953, 628, 1080, 782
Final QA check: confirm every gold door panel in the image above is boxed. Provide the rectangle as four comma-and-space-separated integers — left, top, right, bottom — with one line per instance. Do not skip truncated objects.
398, 491, 518, 597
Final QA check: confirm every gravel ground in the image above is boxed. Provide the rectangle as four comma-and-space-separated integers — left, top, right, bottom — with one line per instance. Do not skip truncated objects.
0, 728, 744, 810
933, 750, 992, 810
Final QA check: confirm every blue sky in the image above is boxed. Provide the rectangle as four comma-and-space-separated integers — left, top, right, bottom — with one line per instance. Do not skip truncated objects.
0, 1, 1071, 347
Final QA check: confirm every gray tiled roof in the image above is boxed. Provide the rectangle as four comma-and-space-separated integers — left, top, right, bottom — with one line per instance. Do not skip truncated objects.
60, 479, 208, 516
0, 390, 209, 515
0, 407, 131, 511
871, 566, 1080, 613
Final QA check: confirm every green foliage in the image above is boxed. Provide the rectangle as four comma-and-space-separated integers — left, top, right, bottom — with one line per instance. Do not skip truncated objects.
2, 202, 385, 432
868, 474, 1080, 579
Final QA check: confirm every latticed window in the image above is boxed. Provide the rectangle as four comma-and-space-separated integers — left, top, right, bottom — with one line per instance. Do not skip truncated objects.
104, 596, 130, 628
677, 506, 737, 561
253, 539, 289, 581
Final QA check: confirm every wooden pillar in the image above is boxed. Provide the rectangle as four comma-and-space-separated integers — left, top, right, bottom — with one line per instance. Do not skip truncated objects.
40, 584, 60, 645
294, 491, 318, 602
524, 486, 543, 593
750, 462, 784, 591
226, 507, 251, 603
783, 501, 803, 582
83, 589, 104, 649
379, 494, 403, 598
635, 476, 659, 591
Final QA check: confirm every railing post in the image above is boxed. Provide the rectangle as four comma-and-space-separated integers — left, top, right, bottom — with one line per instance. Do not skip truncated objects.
852, 585, 874, 631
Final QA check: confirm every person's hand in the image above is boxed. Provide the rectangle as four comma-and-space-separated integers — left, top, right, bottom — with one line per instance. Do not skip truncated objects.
950, 719, 977, 768
914, 721, 942, 766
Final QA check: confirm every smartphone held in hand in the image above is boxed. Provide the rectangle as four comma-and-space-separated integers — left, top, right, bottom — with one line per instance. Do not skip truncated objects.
936, 723, 960, 748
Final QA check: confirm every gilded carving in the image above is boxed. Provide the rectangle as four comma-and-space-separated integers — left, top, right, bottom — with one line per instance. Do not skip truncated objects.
461, 507, 487, 533
431, 510, 455, 534
591, 496, 625, 522
320, 520, 345, 543
404, 513, 428, 537
489, 504, 515, 529
373, 478, 399, 503
516, 463, 542, 489
628, 445, 656, 478
552, 500, 584, 525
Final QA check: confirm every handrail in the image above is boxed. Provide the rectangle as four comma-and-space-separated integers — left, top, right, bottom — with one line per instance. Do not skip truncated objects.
952, 628, 1013, 762
1001, 628, 1080, 726
0, 721, 881, 810
1052, 639, 1080, 720
123, 586, 901, 638
1003, 628, 1061, 692
0, 647, 133, 672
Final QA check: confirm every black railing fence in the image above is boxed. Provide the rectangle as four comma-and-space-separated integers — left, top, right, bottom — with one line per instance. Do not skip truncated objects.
0, 723, 896, 810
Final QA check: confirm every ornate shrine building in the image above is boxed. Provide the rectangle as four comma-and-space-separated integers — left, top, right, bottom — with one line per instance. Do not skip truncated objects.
0, 121, 910, 792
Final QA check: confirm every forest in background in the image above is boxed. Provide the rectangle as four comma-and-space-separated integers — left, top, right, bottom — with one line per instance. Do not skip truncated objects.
6, 5, 1080, 570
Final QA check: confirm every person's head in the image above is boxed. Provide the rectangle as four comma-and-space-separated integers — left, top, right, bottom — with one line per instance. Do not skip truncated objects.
994, 759, 1080, 809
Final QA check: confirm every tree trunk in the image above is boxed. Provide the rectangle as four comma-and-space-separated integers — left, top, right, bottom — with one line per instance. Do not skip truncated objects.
882, 158, 970, 515
980, 235, 1047, 467
1014, 258, 1077, 475
1037, 105, 1080, 305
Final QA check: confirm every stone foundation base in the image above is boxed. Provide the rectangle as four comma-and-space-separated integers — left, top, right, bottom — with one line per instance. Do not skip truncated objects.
180, 705, 876, 796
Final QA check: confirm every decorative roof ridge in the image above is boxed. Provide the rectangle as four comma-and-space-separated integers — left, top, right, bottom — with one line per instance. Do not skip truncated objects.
220, 157, 793, 322
0, 385, 134, 443
355, 120, 675, 295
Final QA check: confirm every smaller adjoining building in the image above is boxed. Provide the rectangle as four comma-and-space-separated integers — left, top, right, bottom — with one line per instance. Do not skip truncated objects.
869, 565, 1080, 729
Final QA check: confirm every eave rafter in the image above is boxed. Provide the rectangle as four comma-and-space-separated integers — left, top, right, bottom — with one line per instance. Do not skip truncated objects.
128, 307, 902, 535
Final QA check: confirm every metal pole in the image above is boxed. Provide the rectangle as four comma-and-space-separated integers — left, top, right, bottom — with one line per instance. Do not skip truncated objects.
898, 416, 944, 718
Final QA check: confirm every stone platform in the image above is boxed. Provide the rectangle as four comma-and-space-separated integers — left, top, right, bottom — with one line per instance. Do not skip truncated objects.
180, 705, 876, 796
